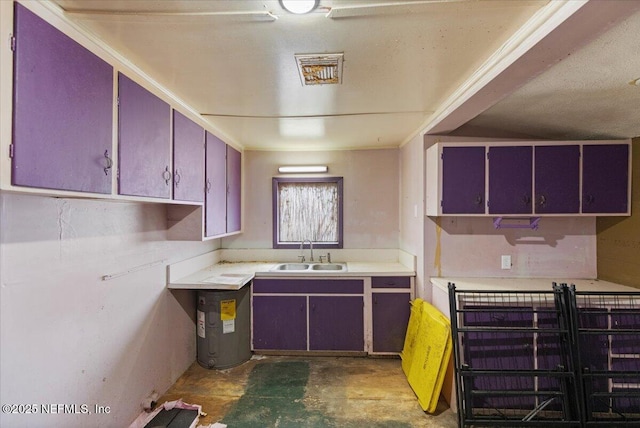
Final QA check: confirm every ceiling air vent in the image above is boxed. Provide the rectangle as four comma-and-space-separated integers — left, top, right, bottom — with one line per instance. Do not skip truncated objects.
295, 53, 344, 86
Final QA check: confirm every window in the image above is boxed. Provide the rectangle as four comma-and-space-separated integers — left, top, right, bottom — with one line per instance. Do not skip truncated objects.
272, 177, 343, 249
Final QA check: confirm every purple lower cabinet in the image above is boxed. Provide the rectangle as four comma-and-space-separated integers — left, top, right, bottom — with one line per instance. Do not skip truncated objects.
226, 145, 241, 233
488, 146, 533, 215
12, 4, 113, 194
173, 111, 205, 202
205, 132, 226, 237
441, 146, 486, 214
309, 296, 364, 351
372, 293, 410, 353
534, 145, 580, 214
118, 73, 171, 198
252, 295, 307, 350
582, 144, 629, 214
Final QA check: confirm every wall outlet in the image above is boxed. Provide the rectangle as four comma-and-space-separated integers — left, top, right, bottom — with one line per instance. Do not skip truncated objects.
501, 255, 512, 270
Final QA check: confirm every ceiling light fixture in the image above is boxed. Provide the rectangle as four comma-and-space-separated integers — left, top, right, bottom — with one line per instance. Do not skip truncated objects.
278, 165, 328, 173
280, 0, 319, 14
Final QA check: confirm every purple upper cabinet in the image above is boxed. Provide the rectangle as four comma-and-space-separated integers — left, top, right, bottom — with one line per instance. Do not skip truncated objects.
12, 4, 113, 194
226, 145, 242, 233
534, 145, 580, 214
309, 296, 364, 351
172, 111, 205, 202
582, 144, 630, 214
205, 132, 227, 237
441, 146, 486, 214
488, 146, 533, 215
118, 73, 171, 198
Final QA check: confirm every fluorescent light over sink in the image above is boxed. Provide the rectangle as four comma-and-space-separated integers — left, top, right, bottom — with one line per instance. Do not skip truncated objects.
278, 165, 328, 173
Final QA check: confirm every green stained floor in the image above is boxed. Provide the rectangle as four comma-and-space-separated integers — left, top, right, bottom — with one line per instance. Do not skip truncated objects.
222, 361, 333, 427
158, 356, 457, 428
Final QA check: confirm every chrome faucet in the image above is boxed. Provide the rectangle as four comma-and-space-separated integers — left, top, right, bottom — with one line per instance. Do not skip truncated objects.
300, 239, 314, 262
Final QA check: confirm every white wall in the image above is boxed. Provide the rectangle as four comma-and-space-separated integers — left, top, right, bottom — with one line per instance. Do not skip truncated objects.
399, 134, 426, 297
425, 216, 597, 280
224, 149, 400, 250
0, 193, 217, 427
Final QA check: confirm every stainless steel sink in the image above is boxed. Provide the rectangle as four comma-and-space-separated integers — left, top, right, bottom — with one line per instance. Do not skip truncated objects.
269, 262, 347, 272
273, 263, 310, 271
311, 263, 345, 271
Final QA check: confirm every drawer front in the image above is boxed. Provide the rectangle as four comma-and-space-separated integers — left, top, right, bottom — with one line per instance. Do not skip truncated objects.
253, 278, 364, 294
371, 276, 411, 289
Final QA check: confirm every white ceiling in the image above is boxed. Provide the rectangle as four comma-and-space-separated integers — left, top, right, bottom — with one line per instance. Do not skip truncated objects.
50, 0, 640, 150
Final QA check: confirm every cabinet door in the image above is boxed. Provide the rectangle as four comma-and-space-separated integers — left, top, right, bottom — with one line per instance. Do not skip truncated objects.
309, 296, 364, 351
226, 145, 242, 233
488, 146, 533, 214
441, 146, 486, 214
205, 132, 226, 237
534, 145, 580, 214
372, 293, 411, 353
582, 144, 629, 214
252, 295, 307, 350
12, 4, 113, 194
118, 74, 171, 198
173, 111, 204, 202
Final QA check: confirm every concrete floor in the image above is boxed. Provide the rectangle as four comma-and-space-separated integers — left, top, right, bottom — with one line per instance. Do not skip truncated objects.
158, 355, 458, 427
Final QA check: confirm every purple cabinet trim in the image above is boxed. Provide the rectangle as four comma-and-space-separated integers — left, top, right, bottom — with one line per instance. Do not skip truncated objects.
582, 144, 629, 214
252, 295, 307, 350
371, 276, 411, 289
205, 132, 226, 237
12, 4, 113, 194
488, 146, 533, 215
372, 292, 410, 352
309, 296, 364, 351
441, 146, 486, 214
534, 145, 580, 214
252, 279, 364, 294
173, 111, 205, 202
118, 73, 171, 198
226, 145, 242, 233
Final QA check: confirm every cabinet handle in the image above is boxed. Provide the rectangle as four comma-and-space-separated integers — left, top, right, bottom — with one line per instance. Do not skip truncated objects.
163, 166, 172, 185
584, 194, 595, 205
103, 150, 113, 176
174, 169, 181, 187
521, 195, 531, 205
206, 179, 212, 193
474, 194, 483, 205
537, 194, 547, 207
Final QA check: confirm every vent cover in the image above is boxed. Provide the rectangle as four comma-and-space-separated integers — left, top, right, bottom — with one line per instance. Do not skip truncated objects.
295, 53, 344, 86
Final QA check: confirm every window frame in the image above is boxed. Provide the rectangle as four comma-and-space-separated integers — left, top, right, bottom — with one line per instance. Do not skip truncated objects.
272, 176, 344, 249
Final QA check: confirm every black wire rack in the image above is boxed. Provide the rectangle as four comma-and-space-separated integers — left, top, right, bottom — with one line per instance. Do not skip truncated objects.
568, 288, 640, 426
449, 282, 640, 427
449, 283, 582, 427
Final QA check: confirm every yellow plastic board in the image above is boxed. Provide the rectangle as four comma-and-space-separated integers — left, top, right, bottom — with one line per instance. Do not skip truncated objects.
401, 298, 424, 377
402, 300, 452, 413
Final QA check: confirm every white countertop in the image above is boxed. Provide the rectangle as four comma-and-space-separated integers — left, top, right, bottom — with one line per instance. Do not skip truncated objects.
168, 259, 415, 290
430, 277, 637, 293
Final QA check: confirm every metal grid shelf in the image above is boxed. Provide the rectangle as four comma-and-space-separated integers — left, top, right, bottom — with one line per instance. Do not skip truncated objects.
449, 283, 640, 428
